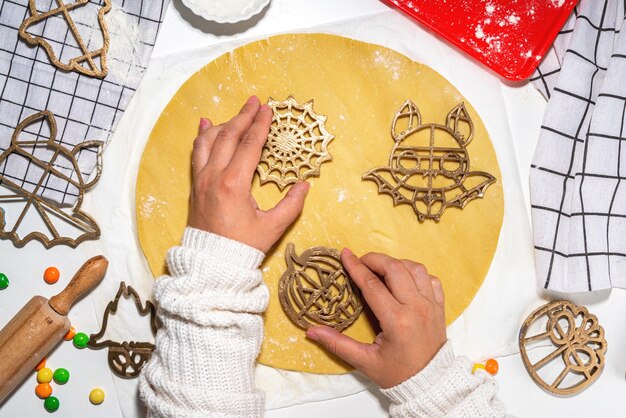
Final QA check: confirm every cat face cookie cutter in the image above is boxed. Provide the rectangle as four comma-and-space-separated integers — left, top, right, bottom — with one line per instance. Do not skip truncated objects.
363, 100, 496, 221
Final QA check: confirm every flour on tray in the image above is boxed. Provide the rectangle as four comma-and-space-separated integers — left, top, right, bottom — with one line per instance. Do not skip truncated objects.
507, 14, 521, 24
475, 24, 485, 39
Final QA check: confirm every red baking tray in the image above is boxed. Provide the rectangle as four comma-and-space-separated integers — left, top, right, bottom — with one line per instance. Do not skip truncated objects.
384, 0, 578, 81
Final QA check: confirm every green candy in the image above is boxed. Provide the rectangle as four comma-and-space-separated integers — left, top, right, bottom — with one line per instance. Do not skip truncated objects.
53, 368, 69, 384
73, 332, 89, 349
44, 396, 59, 412
0, 273, 8, 290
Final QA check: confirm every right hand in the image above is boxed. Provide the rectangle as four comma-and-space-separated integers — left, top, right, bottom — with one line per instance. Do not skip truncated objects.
305, 249, 447, 389
188, 96, 310, 253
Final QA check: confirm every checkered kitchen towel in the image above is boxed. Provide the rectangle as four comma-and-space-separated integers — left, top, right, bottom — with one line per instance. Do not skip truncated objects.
530, 0, 626, 292
0, 0, 169, 205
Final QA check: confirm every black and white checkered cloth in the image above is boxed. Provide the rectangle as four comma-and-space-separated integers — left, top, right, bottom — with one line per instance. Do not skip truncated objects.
530, 0, 626, 292
0, 0, 169, 205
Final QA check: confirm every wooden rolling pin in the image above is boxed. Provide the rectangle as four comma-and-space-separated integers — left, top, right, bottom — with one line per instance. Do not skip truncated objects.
0, 256, 108, 404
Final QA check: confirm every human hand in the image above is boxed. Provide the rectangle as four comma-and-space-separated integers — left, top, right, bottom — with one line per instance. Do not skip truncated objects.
188, 96, 310, 253
305, 250, 447, 389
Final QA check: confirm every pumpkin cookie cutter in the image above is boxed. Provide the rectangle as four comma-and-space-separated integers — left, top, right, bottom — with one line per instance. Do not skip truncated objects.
363, 100, 496, 221
0, 110, 102, 248
278, 243, 362, 332
88, 282, 158, 379
257, 96, 334, 191
519, 300, 607, 395
18, 0, 111, 78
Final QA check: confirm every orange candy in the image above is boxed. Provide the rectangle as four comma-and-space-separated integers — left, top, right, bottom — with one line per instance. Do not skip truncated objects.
44, 267, 60, 284
485, 359, 499, 375
35, 357, 46, 371
64, 326, 76, 341
35, 383, 52, 399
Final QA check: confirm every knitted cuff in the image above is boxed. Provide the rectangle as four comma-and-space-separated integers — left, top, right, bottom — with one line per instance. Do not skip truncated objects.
381, 340, 456, 405
158, 227, 269, 323
182, 227, 265, 270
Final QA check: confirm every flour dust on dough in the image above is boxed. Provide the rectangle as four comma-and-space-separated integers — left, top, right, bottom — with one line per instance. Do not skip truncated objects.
136, 33, 504, 374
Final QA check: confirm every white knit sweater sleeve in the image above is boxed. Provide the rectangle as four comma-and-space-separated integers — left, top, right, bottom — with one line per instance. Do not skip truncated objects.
138, 227, 269, 418
380, 341, 510, 418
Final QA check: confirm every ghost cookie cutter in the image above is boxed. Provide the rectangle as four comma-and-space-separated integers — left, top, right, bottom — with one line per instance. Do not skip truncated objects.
18, 0, 111, 78
278, 243, 362, 332
363, 100, 496, 222
88, 282, 158, 379
257, 96, 334, 191
0, 110, 102, 248
519, 300, 607, 396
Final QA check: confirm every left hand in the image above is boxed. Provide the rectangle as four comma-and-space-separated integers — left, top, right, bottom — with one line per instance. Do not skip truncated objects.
188, 96, 310, 253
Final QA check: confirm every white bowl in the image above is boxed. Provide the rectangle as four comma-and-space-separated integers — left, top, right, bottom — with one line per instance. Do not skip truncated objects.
181, 0, 271, 24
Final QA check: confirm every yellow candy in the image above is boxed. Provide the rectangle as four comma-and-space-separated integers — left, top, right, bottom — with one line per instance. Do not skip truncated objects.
37, 367, 53, 383
89, 388, 105, 405
472, 363, 486, 374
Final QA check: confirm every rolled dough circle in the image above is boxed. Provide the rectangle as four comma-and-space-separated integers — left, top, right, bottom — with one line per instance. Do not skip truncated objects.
136, 34, 504, 374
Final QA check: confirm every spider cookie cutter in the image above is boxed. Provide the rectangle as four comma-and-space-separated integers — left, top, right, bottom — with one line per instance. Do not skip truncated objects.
88, 282, 159, 379
519, 300, 607, 396
257, 96, 334, 191
18, 0, 111, 78
0, 111, 102, 248
363, 100, 496, 222
278, 243, 362, 332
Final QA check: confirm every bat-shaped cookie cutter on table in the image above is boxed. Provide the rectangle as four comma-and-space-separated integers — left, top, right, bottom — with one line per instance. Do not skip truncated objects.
0, 110, 103, 248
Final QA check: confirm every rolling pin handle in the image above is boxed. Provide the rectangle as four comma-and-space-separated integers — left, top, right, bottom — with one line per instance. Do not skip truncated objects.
49, 256, 109, 316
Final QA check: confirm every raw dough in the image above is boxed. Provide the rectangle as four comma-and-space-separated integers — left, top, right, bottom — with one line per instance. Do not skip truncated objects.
136, 34, 504, 374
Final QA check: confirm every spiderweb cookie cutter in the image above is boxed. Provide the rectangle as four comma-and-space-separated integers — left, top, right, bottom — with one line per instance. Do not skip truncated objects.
257, 96, 334, 191
362, 100, 496, 222
88, 282, 159, 379
0, 110, 102, 248
519, 300, 607, 396
18, 0, 111, 78
278, 243, 362, 332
